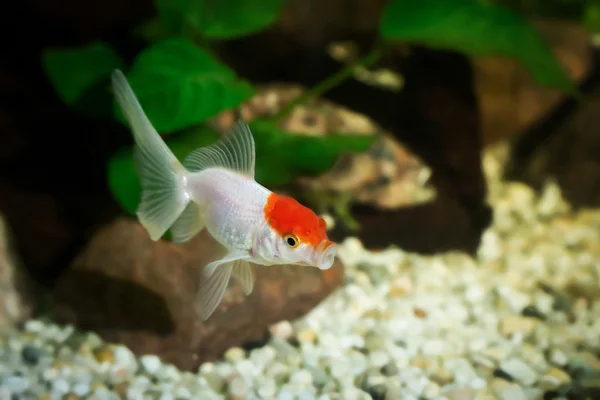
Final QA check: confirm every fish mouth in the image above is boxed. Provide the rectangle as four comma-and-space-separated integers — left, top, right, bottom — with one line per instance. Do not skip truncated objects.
315, 240, 337, 270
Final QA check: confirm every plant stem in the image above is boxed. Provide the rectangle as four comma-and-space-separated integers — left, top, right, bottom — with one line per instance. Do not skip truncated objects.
272, 46, 383, 122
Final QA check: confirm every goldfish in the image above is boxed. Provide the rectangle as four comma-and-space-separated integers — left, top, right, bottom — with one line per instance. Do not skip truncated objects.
111, 69, 337, 320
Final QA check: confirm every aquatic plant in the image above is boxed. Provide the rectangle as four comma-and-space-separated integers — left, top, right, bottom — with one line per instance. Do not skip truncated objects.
40, 0, 580, 221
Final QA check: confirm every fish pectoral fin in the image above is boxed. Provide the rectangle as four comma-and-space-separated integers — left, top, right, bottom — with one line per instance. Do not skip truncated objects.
170, 201, 205, 243
231, 260, 254, 295
196, 252, 250, 320
182, 119, 255, 178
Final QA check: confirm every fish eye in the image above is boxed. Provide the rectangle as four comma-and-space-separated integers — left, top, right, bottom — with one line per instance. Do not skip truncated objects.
284, 234, 299, 248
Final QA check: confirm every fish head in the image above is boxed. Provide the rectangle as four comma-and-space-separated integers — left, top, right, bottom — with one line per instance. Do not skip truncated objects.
261, 193, 337, 270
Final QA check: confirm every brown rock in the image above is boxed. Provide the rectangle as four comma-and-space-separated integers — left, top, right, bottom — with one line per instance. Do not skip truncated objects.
474, 19, 592, 146
0, 211, 34, 331
51, 217, 344, 371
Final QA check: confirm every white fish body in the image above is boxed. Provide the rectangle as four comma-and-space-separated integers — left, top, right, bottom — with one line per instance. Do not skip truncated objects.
111, 69, 337, 320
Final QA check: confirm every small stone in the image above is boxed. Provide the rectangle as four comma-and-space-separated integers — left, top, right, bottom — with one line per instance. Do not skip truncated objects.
539, 367, 571, 390
199, 363, 224, 392
290, 369, 313, 385
160, 364, 181, 382
465, 285, 486, 304
235, 359, 257, 382
140, 354, 162, 375
569, 351, 600, 378
423, 382, 440, 398
381, 361, 399, 376
549, 348, 569, 366
159, 393, 174, 400
413, 307, 427, 319
431, 368, 454, 385
21, 344, 41, 365
444, 387, 476, 400
521, 305, 545, 320
500, 315, 537, 336
364, 376, 387, 400
257, 377, 277, 398
533, 292, 555, 315
296, 328, 317, 344
51, 379, 70, 395
174, 387, 192, 398
265, 362, 290, 384
482, 345, 510, 362
113, 345, 138, 373
24, 320, 44, 333
2, 375, 29, 394
269, 320, 293, 340
499, 358, 538, 386
93, 346, 115, 363
496, 383, 527, 400
229, 377, 248, 398
330, 358, 351, 379
369, 351, 390, 368
72, 382, 90, 397
421, 339, 445, 356
224, 347, 246, 362
389, 276, 412, 297
249, 346, 276, 372
349, 350, 368, 376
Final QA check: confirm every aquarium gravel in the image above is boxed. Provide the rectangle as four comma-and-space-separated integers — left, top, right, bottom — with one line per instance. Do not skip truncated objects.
2, 143, 600, 400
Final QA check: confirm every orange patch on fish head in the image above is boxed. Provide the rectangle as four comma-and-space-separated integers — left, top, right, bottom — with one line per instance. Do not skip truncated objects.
264, 193, 333, 249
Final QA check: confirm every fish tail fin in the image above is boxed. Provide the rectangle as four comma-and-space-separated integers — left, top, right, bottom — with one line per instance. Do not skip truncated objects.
111, 69, 190, 241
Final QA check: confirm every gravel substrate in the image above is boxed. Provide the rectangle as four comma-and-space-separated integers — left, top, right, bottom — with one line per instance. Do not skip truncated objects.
3, 143, 600, 400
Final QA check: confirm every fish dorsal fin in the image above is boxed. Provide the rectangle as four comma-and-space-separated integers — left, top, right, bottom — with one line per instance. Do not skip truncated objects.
183, 119, 255, 177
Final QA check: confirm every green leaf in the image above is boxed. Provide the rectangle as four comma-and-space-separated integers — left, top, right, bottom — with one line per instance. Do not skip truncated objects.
584, 0, 600, 34
249, 120, 378, 186
107, 120, 375, 216
155, 0, 288, 39
379, 0, 576, 93
115, 37, 255, 133
42, 41, 125, 105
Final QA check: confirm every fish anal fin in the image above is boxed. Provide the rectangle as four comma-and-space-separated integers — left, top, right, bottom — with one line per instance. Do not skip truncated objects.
232, 260, 254, 295
170, 201, 205, 243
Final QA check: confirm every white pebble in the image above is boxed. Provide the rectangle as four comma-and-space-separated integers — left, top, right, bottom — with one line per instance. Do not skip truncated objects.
113, 345, 138, 373
140, 354, 162, 375
550, 348, 569, 366
270, 320, 294, 340
159, 393, 174, 400
499, 358, 538, 386
24, 320, 44, 333
2, 376, 29, 394
224, 347, 246, 362
422, 339, 445, 356
290, 369, 313, 385
369, 350, 390, 367
72, 382, 90, 396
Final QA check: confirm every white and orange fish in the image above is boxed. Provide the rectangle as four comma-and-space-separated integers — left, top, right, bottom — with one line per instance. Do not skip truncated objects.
111, 69, 337, 320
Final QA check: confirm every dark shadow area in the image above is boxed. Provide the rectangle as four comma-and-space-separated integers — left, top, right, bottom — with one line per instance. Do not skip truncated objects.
52, 270, 175, 335
330, 194, 489, 255
504, 48, 600, 211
